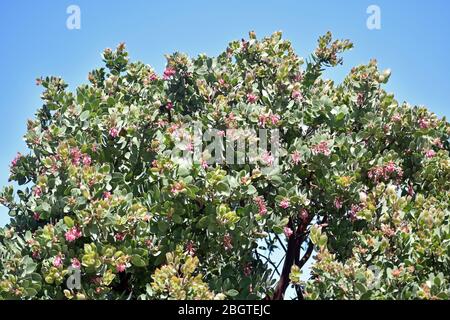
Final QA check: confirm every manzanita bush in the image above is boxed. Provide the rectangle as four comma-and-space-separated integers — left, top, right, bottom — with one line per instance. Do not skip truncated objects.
0, 31, 449, 300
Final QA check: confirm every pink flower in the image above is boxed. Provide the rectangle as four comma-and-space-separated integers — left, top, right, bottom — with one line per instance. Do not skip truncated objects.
201, 159, 209, 169
82, 155, 91, 166
218, 79, 226, 86
185, 142, 194, 152
223, 234, 233, 251
65, 227, 82, 242
103, 191, 112, 199
246, 93, 258, 104
243, 263, 252, 277
254, 196, 268, 216
71, 258, 81, 269
261, 151, 274, 166
299, 209, 309, 222
291, 151, 301, 165
109, 127, 119, 138
53, 255, 63, 268
217, 130, 226, 137
408, 184, 415, 197
349, 204, 361, 222
116, 263, 126, 273
163, 67, 176, 80
115, 233, 125, 241
258, 114, 267, 127
186, 241, 196, 256
356, 93, 365, 107
283, 227, 293, 238
312, 141, 331, 156
334, 197, 343, 209
11, 153, 22, 167
425, 149, 436, 158
291, 90, 303, 101
166, 101, 173, 110
149, 73, 158, 81
433, 138, 443, 149
385, 161, 397, 173
33, 212, 40, 221
70, 148, 82, 165
270, 114, 280, 125
391, 114, 402, 123
418, 118, 430, 129
33, 186, 42, 198
279, 198, 290, 209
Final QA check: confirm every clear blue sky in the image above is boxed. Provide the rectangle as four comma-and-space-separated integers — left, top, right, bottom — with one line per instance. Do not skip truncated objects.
0, 0, 449, 227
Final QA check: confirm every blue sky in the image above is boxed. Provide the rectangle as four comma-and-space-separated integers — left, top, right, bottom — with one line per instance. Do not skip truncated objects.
0, 0, 449, 299
1, 0, 450, 223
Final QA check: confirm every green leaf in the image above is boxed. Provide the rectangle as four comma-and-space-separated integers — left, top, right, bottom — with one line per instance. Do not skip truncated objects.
216, 182, 230, 196
64, 216, 74, 228
226, 289, 239, 297
157, 220, 169, 233
197, 216, 209, 229
131, 255, 147, 267
80, 110, 90, 121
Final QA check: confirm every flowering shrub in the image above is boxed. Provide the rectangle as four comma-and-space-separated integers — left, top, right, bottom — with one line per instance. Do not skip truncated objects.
0, 31, 449, 300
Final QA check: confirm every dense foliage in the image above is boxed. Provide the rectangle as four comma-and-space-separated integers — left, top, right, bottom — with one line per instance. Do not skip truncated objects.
0, 31, 449, 300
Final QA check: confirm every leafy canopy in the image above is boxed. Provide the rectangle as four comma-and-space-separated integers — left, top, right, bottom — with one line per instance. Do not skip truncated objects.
1, 31, 449, 300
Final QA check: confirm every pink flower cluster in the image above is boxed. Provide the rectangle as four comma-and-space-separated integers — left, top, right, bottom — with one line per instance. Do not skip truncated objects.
115, 232, 126, 241
391, 114, 402, 123
71, 258, 81, 269
425, 149, 436, 159
65, 226, 82, 242
116, 263, 126, 273
299, 209, 309, 222
432, 138, 443, 149
33, 186, 42, 198
348, 204, 362, 222
53, 255, 63, 268
109, 127, 119, 138
186, 241, 196, 256
163, 67, 176, 80
223, 233, 233, 251
418, 118, 430, 129
283, 227, 293, 238
291, 151, 301, 165
149, 73, 158, 81
334, 197, 343, 209
70, 148, 91, 166
246, 93, 258, 104
254, 196, 268, 216
291, 90, 303, 101
368, 161, 403, 183
200, 159, 209, 169
243, 263, 252, 277
166, 101, 174, 110
279, 198, 290, 209
258, 113, 280, 127
356, 93, 365, 107
10, 153, 22, 168
312, 141, 331, 156
261, 151, 274, 166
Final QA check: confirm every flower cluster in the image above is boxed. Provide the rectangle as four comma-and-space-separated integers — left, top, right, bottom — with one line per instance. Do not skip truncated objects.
367, 161, 403, 183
